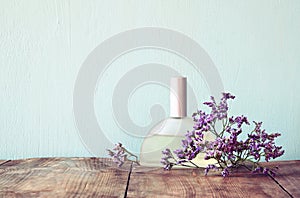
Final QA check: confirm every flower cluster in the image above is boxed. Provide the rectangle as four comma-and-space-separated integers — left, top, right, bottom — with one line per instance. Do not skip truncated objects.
161, 93, 284, 177
107, 143, 139, 167
160, 148, 175, 170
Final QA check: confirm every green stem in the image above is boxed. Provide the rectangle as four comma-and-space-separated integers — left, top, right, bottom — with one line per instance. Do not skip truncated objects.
123, 148, 140, 165
189, 161, 200, 168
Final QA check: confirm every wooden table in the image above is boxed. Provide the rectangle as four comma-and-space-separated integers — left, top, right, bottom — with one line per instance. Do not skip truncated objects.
0, 158, 299, 197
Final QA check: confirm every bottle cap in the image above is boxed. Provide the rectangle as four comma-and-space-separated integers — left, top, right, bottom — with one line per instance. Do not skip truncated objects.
170, 76, 187, 118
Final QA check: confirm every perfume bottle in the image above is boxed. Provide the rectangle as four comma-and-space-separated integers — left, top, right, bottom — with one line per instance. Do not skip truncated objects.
140, 77, 194, 167
140, 77, 216, 167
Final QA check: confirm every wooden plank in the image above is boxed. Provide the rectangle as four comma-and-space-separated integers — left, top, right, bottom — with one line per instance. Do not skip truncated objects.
0, 158, 130, 197
0, 158, 298, 197
262, 160, 300, 197
127, 165, 290, 198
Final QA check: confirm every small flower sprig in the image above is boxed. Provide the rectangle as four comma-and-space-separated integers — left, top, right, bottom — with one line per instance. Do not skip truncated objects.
161, 93, 284, 177
107, 143, 140, 167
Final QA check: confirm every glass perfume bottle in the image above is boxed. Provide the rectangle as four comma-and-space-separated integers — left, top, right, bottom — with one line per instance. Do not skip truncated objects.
140, 77, 216, 167
140, 77, 194, 167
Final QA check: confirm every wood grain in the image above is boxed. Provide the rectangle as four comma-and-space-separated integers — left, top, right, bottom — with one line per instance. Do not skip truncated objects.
261, 160, 300, 197
0, 158, 130, 197
0, 160, 10, 166
127, 165, 290, 198
0, 158, 299, 197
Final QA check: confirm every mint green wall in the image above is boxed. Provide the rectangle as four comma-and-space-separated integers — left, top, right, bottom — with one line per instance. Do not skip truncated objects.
0, 1, 299, 160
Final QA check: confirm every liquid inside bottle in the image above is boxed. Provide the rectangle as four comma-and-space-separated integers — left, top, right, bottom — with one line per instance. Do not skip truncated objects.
140, 117, 216, 167
140, 117, 193, 167
140, 76, 216, 167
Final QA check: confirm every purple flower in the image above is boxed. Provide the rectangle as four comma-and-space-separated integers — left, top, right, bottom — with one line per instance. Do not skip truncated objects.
173, 149, 185, 159
161, 148, 178, 170
161, 92, 284, 177
253, 166, 278, 177
205, 164, 217, 175
253, 166, 264, 173
107, 143, 139, 167
222, 92, 235, 100
164, 163, 173, 170
106, 143, 127, 167
234, 115, 250, 128
221, 168, 229, 177
162, 148, 171, 155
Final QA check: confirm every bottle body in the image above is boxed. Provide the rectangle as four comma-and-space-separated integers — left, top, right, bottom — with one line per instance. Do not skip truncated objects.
140, 117, 216, 167
140, 117, 193, 167
139, 76, 216, 167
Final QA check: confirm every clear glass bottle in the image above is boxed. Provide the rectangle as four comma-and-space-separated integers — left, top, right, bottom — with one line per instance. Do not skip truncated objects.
140, 77, 193, 167
140, 77, 216, 167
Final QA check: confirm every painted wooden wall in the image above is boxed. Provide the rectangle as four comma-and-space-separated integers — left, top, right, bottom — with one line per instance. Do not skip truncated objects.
0, 1, 299, 160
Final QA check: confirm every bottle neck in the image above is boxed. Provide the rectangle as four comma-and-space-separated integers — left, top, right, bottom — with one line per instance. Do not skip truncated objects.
169, 77, 187, 118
